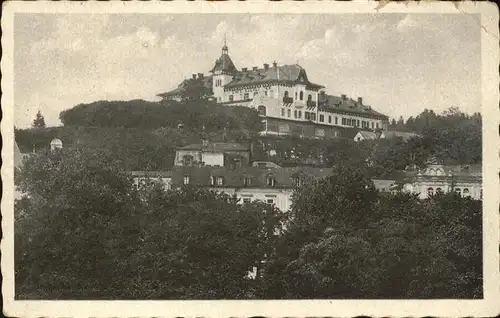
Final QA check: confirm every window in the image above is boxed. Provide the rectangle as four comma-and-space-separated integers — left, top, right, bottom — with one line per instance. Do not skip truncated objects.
258, 105, 266, 116
281, 108, 285, 116
376, 122, 379, 129
319, 114, 324, 122
233, 158, 242, 168
244, 93, 249, 100
371, 122, 374, 129
294, 110, 298, 118
295, 92, 298, 100
305, 112, 311, 120
229, 95, 234, 101
298, 111, 302, 118
270, 90, 274, 97
183, 175, 190, 185
427, 187, 434, 196
284, 91, 289, 98
311, 113, 316, 121
335, 117, 338, 125
307, 94, 312, 101
216, 177, 223, 186
455, 188, 462, 196
436, 187, 443, 194
357, 120, 360, 127
342, 118, 346, 125
182, 155, 193, 166
266, 199, 274, 205
299, 91, 304, 100
218, 97, 222, 102
287, 109, 291, 117
463, 188, 470, 196
267, 175, 276, 186
243, 198, 251, 204
210, 175, 215, 185
243, 177, 252, 186
328, 116, 332, 123
264, 90, 268, 96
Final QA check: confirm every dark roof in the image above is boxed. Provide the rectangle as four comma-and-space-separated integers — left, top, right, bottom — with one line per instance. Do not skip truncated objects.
225, 64, 324, 90
177, 142, 250, 152
211, 53, 238, 73
171, 166, 333, 188
318, 94, 388, 119
158, 76, 213, 98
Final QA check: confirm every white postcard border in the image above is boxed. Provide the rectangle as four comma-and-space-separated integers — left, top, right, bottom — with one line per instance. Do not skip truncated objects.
2, 1, 499, 317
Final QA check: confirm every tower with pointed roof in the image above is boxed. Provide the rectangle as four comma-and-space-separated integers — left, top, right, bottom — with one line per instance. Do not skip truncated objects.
211, 37, 238, 102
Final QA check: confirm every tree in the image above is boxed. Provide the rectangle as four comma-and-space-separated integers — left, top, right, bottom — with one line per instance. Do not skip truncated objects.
15, 146, 285, 299
15, 146, 142, 298
32, 110, 46, 128
260, 168, 482, 299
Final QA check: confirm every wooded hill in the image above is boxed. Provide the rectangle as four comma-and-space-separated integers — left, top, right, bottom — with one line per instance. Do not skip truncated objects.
16, 99, 482, 174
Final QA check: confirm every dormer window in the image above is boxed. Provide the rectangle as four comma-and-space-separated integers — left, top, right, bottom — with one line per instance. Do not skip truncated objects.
267, 175, 276, 187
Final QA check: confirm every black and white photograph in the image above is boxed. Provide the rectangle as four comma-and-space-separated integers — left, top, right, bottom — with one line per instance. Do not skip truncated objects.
2, 1, 499, 317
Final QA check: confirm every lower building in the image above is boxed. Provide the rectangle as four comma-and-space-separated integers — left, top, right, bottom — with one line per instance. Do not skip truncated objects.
373, 163, 482, 200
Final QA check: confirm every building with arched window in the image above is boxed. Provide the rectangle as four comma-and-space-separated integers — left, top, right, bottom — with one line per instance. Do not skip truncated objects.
372, 162, 482, 200
158, 39, 389, 139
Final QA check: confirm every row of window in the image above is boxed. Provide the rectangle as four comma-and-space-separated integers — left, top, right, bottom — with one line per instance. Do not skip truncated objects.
427, 187, 482, 198
279, 108, 380, 129
182, 175, 276, 187
341, 117, 380, 129
242, 197, 275, 205
226, 89, 315, 103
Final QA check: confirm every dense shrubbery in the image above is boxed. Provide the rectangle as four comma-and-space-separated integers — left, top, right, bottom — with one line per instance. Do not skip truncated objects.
15, 149, 482, 299
259, 165, 482, 299
59, 99, 262, 133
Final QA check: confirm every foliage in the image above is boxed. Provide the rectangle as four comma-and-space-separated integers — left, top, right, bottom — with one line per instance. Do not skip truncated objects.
388, 107, 482, 165
58, 99, 261, 134
15, 148, 284, 299
32, 110, 46, 128
259, 170, 483, 299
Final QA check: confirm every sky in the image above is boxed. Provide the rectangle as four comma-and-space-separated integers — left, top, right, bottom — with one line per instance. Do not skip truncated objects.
14, 13, 481, 128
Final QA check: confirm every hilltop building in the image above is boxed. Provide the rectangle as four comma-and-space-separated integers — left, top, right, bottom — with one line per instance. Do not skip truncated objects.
158, 40, 389, 139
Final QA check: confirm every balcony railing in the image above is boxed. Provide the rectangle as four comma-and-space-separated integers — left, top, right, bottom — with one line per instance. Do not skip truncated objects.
282, 97, 294, 105
306, 100, 317, 108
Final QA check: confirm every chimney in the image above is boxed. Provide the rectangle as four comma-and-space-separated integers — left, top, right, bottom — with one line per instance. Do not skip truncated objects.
357, 97, 363, 104
198, 73, 204, 79
252, 66, 258, 71
341, 94, 346, 100
273, 61, 277, 68
242, 67, 248, 72
264, 63, 269, 71
192, 74, 197, 80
